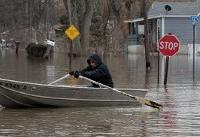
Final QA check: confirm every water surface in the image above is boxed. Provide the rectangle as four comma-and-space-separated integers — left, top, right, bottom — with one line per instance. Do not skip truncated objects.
0, 49, 200, 137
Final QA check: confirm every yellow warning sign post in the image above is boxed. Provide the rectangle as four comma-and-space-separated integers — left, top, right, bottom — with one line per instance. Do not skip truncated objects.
64, 24, 80, 70
65, 25, 80, 40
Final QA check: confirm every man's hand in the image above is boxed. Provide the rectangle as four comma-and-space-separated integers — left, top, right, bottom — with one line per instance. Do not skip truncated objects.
69, 71, 74, 75
74, 71, 80, 78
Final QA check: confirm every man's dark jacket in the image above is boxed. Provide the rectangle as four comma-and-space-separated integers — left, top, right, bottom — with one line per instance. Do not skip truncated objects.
79, 54, 114, 88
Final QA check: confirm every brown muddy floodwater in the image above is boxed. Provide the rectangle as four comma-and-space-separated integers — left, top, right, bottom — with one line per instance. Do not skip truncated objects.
0, 49, 200, 137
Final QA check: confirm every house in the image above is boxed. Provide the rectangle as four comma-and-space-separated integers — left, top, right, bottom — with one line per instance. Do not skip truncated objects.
125, 0, 200, 55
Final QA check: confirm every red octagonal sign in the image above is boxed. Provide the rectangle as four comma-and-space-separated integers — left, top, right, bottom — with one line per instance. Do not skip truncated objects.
158, 34, 180, 56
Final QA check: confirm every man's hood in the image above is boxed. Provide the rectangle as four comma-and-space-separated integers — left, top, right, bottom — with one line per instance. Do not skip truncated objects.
87, 54, 102, 67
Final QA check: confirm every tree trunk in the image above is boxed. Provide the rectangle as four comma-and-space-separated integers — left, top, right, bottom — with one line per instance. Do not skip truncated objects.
143, 0, 151, 70
80, 0, 96, 54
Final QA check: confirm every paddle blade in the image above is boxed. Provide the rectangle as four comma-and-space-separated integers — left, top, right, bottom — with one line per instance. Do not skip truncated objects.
136, 97, 163, 110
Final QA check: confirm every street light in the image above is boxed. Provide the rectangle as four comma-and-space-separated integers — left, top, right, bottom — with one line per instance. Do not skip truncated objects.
164, 5, 172, 12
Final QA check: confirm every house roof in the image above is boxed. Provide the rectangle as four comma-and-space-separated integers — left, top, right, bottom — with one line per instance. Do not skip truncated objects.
149, 0, 200, 17
125, 0, 200, 23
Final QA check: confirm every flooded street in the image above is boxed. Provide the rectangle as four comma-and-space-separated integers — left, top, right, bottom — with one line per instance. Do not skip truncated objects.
0, 49, 200, 137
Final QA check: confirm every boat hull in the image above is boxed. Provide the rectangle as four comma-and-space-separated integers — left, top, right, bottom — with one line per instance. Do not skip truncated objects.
0, 78, 147, 108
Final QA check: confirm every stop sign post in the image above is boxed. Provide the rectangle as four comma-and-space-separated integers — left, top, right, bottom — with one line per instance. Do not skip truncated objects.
158, 33, 180, 85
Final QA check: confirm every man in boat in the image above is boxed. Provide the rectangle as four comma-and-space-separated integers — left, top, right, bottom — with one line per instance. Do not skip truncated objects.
69, 53, 114, 88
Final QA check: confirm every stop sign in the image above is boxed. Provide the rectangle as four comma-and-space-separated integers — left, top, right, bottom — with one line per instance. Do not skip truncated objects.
158, 34, 180, 56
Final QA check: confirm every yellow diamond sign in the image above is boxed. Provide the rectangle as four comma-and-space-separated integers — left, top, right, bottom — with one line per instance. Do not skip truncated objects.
65, 25, 80, 40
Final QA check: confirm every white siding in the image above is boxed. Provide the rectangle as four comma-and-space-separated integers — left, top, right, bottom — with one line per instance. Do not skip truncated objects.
165, 17, 200, 45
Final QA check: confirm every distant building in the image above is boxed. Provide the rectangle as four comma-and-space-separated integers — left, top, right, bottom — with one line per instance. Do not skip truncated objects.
125, 0, 200, 54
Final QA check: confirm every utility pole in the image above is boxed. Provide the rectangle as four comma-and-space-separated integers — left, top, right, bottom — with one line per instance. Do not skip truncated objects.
190, 15, 199, 81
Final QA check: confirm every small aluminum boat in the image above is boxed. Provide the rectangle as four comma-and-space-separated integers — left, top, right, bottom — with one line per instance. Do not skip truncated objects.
0, 78, 147, 108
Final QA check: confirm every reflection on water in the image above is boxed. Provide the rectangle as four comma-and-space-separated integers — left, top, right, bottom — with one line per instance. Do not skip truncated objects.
0, 49, 200, 136
0, 107, 159, 137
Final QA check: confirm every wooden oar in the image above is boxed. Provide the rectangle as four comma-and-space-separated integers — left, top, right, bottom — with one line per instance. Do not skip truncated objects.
48, 74, 70, 85
80, 75, 163, 110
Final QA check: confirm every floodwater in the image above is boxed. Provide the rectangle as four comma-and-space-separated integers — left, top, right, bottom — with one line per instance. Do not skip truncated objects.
0, 49, 200, 137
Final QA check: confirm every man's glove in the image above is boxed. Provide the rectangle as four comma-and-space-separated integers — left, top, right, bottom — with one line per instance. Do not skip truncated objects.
69, 71, 74, 75
74, 71, 80, 78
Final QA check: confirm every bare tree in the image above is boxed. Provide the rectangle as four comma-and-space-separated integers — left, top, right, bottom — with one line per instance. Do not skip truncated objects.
63, 0, 97, 55
142, 0, 151, 70
0, 0, 157, 56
